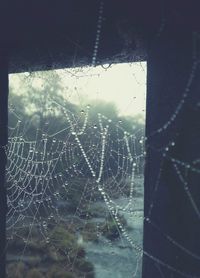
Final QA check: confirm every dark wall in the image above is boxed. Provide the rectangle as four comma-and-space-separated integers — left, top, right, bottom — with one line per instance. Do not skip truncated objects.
143, 25, 200, 277
0, 0, 149, 72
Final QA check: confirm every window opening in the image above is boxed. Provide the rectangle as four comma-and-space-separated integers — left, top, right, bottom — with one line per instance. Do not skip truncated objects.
7, 62, 146, 278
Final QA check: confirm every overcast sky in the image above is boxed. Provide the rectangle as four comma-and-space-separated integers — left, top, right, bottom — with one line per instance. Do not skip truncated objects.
58, 62, 146, 118
10, 62, 146, 118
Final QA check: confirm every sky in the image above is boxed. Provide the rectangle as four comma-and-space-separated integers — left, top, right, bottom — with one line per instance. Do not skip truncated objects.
10, 62, 146, 118
58, 62, 146, 118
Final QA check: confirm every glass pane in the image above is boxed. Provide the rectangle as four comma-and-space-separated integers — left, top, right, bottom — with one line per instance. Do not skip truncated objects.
7, 62, 146, 278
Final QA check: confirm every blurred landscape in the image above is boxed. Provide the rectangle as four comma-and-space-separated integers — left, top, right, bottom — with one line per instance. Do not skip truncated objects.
7, 66, 145, 278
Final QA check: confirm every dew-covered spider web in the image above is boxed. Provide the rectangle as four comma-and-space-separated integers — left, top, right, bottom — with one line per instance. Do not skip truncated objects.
5, 27, 200, 278
6, 63, 146, 278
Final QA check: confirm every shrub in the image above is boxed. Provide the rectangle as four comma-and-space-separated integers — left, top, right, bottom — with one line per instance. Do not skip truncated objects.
26, 268, 44, 278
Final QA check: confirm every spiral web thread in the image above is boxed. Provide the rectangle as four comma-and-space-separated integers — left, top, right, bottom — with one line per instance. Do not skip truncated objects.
6, 63, 146, 278
5, 27, 200, 278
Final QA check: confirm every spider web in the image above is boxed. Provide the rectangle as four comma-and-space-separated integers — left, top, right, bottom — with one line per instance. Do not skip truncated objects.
6, 64, 146, 278
5, 2, 200, 276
